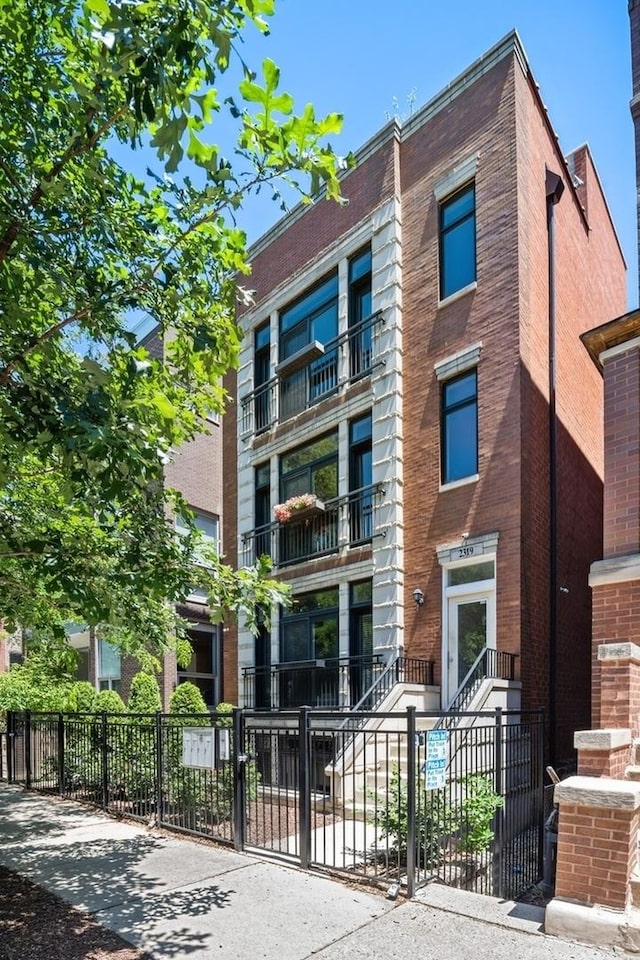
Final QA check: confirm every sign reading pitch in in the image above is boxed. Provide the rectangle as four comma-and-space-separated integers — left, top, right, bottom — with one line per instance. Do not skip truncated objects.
424, 729, 449, 790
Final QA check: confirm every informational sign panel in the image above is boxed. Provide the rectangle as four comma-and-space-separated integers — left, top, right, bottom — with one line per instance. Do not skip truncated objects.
424, 729, 449, 790
182, 727, 230, 769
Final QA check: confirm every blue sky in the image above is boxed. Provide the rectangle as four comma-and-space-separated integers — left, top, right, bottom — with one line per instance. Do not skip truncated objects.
229, 0, 636, 308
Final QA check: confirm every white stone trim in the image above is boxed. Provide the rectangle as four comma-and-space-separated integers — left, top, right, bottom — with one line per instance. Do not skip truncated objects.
438, 474, 479, 493
434, 342, 482, 382
437, 281, 477, 310
589, 555, 640, 587
433, 154, 479, 201
436, 531, 499, 567
554, 775, 640, 810
598, 641, 640, 664
574, 729, 631, 751
600, 336, 640, 365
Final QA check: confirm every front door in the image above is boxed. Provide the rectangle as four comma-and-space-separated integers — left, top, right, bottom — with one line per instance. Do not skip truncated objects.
446, 594, 489, 704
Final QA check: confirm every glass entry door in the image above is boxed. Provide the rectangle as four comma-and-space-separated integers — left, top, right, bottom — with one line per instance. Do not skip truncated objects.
446, 595, 488, 704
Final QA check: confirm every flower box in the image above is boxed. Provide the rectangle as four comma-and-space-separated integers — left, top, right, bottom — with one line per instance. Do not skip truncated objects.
273, 494, 325, 524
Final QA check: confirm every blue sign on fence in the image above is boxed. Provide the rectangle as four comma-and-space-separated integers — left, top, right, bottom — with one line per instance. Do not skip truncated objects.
424, 729, 449, 790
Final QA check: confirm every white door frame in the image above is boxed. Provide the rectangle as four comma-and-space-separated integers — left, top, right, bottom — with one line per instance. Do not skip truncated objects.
441, 568, 496, 708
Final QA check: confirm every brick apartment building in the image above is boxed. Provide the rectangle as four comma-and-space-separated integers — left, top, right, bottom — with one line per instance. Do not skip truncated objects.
223, 30, 626, 761
68, 328, 224, 711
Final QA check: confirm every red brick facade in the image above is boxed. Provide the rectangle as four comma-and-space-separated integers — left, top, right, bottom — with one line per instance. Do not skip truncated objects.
225, 33, 625, 757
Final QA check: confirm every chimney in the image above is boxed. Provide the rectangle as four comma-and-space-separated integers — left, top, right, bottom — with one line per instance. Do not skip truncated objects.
630, 1, 640, 298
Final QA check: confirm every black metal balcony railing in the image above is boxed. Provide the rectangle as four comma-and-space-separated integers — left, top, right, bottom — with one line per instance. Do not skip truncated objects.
240, 311, 384, 437
242, 483, 384, 568
242, 654, 435, 710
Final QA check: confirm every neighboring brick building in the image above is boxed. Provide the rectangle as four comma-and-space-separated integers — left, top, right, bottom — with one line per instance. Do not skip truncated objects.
224, 30, 626, 761
582, 311, 640, 730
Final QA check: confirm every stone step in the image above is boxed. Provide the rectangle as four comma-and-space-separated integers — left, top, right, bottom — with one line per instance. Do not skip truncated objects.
626, 765, 640, 781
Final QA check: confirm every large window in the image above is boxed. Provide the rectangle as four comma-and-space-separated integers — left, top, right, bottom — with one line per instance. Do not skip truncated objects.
279, 588, 339, 707
441, 369, 478, 484
254, 462, 271, 559
349, 413, 373, 543
98, 637, 121, 693
439, 182, 476, 300
279, 273, 338, 417
177, 624, 220, 708
280, 432, 338, 503
349, 580, 373, 705
254, 322, 271, 432
349, 247, 372, 379
279, 433, 338, 564
176, 509, 220, 560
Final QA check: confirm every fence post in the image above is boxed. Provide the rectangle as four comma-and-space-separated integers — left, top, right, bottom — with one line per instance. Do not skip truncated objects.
101, 711, 109, 811
298, 707, 311, 870
406, 705, 417, 899
232, 708, 245, 852
24, 710, 31, 789
57, 713, 65, 796
155, 712, 164, 827
492, 706, 504, 898
536, 708, 546, 879
6, 711, 14, 784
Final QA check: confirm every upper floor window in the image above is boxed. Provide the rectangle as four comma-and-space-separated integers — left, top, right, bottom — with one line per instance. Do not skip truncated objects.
280, 273, 338, 360
441, 369, 478, 484
253, 322, 272, 433
176, 509, 220, 561
98, 637, 121, 693
349, 247, 372, 379
280, 432, 338, 503
279, 274, 338, 418
439, 182, 476, 300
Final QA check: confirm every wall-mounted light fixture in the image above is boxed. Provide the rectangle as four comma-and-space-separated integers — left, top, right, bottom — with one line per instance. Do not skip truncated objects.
413, 587, 425, 607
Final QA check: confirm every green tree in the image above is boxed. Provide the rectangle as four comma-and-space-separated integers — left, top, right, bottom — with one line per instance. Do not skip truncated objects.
0, 0, 347, 661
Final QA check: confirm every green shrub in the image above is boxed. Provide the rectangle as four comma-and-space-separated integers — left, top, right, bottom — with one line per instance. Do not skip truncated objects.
94, 689, 126, 713
64, 681, 97, 713
372, 765, 502, 869
128, 672, 162, 715
169, 681, 208, 716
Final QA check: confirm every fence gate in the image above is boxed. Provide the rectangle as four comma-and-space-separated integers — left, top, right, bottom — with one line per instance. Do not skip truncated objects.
237, 707, 544, 900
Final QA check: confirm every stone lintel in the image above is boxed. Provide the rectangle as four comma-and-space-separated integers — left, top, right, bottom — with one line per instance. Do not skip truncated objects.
574, 729, 632, 751
598, 642, 640, 663
554, 776, 640, 810
589, 555, 640, 587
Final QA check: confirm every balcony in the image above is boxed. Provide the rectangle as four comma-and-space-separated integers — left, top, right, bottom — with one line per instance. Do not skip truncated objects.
242, 484, 384, 568
240, 311, 384, 438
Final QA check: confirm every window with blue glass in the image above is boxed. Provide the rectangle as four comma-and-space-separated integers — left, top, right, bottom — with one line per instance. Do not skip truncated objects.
441, 370, 478, 484
439, 182, 476, 300
279, 273, 338, 417
348, 247, 372, 380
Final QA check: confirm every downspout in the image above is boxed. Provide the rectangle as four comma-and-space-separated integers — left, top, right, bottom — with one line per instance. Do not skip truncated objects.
546, 169, 564, 764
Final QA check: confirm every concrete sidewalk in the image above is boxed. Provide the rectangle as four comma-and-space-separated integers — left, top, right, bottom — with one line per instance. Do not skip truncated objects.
0, 785, 620, 960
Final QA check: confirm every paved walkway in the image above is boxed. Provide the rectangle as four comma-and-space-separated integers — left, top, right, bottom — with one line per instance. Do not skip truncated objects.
0, 785, 621, 960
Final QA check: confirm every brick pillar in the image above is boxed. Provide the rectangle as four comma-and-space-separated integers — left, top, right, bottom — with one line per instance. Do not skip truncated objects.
575, 730, 631, 780
598, 642, 640, 738
589, 575, 640, 727
546, 778, 640, 948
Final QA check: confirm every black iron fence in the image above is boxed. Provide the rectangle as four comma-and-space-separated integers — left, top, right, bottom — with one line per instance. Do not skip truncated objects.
1, 706, 544, 900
